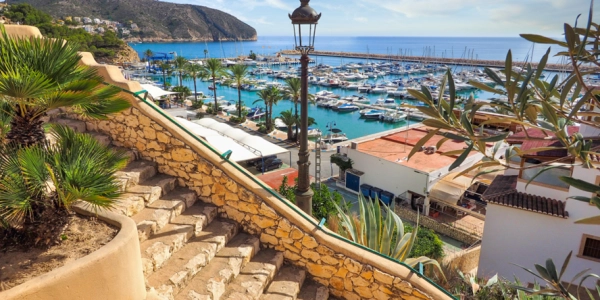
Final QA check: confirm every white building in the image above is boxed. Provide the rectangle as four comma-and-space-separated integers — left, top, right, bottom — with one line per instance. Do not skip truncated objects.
478, 125, 600, 288
96, 27, 105, 33
83, 17, 92, 24
83, 25, 94, 33
338, 125, 486, 211
73, 17, 81, 22
130, 23, 139, 30
93, 18, 101, 24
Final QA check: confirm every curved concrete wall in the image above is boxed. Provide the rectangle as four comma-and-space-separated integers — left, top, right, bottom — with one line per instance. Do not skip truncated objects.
2, 25, 452, 300
0, 205, 146, 300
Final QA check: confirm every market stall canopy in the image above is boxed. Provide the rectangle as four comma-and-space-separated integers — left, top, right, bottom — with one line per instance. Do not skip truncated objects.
140, 84, 179, 99
429, 173, 473, 206
174, 117, 289, 162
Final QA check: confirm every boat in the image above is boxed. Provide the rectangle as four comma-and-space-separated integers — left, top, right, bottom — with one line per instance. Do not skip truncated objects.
360, 109, 386, 120
306, 127, 322, 138
374, 98, 398, 108
370, 86, 388, 94
274, 118, 287, 129
381, 111, 408, 123
322, 133, 349, 143
246, 107, 266, 120
335, 103, 360, 112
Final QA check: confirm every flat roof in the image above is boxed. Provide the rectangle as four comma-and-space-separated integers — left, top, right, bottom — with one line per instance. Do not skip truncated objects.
356, 126, 477, 173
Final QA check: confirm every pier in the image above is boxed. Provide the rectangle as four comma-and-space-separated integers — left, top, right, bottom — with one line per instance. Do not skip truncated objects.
280, 50, 598, 73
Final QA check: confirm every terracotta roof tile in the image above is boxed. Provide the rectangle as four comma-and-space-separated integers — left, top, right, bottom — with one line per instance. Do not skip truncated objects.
506, 126, 580, 143
483, 175, 569, 218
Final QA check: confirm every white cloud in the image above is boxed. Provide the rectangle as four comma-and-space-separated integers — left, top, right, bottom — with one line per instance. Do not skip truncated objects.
354, 17, 368, 23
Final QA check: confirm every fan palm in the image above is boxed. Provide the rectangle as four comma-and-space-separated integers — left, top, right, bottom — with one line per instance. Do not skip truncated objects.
229, 64, 249, 118
0, 100, 11, 141
0, 27, 129, 147
0, 124, 128, 247
279, 110, 297, 140
202, 58, 228, 115
144, 49, 153, 62
282, 78, 315, 139
203, 49, 208, 59
185, 63, 205, 103
159, 62, 172, 90
173, 56, 188, 87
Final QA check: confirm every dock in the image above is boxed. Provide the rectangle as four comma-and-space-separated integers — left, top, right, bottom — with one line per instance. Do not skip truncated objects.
280, 50, 597, 73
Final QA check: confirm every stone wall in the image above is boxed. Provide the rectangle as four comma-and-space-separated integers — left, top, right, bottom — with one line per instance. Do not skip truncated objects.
394, 206, 480, 246
4, 25, 453, 300
443, 246, 481, 275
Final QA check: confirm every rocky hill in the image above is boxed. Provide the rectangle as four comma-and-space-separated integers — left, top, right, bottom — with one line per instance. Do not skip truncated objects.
10, 0, 257, 42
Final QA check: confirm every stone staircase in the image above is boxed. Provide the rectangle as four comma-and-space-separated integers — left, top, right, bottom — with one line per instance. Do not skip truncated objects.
54, 118, 332, 300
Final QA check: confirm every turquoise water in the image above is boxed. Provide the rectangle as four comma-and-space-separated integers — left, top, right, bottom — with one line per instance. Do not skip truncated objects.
130, 36, 564, 63
132, 36, 565, 139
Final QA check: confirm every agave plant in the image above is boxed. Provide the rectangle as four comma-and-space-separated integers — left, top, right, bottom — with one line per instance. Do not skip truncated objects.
330, 194, 442, 271
0, 124, 128, 247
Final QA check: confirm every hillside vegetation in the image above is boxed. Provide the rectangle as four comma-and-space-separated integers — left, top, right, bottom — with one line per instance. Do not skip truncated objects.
10, 0, 257, 41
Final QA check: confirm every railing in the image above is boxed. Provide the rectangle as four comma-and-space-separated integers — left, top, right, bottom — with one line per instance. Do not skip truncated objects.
108, 83, 457, 300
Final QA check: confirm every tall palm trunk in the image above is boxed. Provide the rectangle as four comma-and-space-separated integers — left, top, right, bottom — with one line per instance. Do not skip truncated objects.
162, 71, 167, 90
6, 109, 46, 147
287, 125, 293, 140
237, 86, 242, 118
212, 75, 218, 115
179, 73, 183, 87
193, 77, 198, 103
294, 100, 299, 140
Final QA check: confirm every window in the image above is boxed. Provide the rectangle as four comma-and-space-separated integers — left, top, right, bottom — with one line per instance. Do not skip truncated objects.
579, 235, 600, 261
520, 163, 571, 189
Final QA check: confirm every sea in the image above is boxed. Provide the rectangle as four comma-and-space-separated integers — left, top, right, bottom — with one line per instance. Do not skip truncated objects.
129, 36, 567, 139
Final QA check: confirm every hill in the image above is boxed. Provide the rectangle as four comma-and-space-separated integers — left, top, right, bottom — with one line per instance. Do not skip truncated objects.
10, 0, 257, 42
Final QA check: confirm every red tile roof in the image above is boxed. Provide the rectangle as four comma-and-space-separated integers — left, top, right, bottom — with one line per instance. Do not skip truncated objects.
520, 140, 566, 157
483, 175, 569, 218
506, 126, 580, 143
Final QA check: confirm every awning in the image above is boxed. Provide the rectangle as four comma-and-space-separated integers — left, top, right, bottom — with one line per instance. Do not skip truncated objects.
140, 84, 179, 99
175, 117, 288, 162
429, 173, 473, 206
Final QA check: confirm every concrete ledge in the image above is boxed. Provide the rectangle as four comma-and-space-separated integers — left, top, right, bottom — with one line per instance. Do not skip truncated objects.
0, 205, 146, 300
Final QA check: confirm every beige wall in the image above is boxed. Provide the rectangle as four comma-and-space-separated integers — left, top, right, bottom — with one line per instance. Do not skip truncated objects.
0, 205, 146, 300
3, 25, 454, 300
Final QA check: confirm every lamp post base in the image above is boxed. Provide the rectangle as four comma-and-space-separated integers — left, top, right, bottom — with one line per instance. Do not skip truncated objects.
294, 188, 314, 216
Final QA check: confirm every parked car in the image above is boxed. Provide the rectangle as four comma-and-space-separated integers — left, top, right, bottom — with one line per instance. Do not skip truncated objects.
247, 155, 276, 167
256, 158, 283, 172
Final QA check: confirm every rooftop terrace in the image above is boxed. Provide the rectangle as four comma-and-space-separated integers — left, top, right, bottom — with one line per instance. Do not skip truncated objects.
356, 126, 478, 173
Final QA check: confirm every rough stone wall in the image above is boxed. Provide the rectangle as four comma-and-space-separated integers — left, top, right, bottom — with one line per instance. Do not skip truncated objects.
443, 246, 481, 274
82, 107, 441, 300
394, 206, 480, 246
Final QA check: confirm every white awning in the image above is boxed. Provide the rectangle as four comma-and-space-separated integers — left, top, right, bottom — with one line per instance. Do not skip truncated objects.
429, 173, 473, 206
140, 84, 179, 99
175, 117, 288, 162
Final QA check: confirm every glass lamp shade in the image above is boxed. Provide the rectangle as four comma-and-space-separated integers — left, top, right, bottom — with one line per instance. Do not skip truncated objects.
289, 0, 321, 51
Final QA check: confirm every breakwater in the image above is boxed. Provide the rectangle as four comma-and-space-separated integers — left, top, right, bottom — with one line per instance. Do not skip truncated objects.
280, 50, 597, 73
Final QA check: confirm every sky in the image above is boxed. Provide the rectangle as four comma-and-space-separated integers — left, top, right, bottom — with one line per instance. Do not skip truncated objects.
163, 0, 599, 37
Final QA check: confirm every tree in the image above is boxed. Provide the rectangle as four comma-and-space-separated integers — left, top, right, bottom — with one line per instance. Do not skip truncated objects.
228, 64, 249, 118
279, 110, 297, 140
185, 63, 205, 103
173, 56, 188, 87
249, 50, 257, 60
255, 86, 283, 131
282, 78, 315, 140
204, 49, 208, 59
278, 177, 345, 222
330, 154, 354, 182
0, 124, 128, 247
202, 58, 227, 115
172, 86, 191, 102
159, 62, 171, 90
0, 27, 129, 147
144, 49, 153, 63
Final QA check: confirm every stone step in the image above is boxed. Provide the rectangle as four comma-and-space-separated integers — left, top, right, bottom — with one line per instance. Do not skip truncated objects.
114, 193, 146, 217
89, 132, 111, 147
174, 234, 263, 300
116, 160, 158, 188
221, 249, 284, 300
260, 265, 306, 300
148, 233, 259, 297
135, 195, 213, 243
141, 219, 238, 277
54, 118, 86, 133
112, 146, 138, 164
128, 174, 178, 205
296, 280, 329, 300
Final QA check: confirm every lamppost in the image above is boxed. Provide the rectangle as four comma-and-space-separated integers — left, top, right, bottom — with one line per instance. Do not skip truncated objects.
289, 0, 321, 216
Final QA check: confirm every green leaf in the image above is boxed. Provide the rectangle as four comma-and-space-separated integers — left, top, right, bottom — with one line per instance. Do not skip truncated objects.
479, 132, 509, 143
505, 50, 512, 85
468, 80, 506, 94
436, 137, 449, 150
408, 89, 434, 106
407, 129, 439, 160
441, 132, 469, 141
565, 23, 577, 51
569, 89, 593, 121
422, 119, 454, 130
535, 48, 550, 81
461, 113, 474, 135
484, 68, 505, 86
520, 34, 568, 46
560, 176, 600, 193
575, 215, 600, 225
449, 143, 473, 171
559, 251, 572, 281
447, 69, 456, 112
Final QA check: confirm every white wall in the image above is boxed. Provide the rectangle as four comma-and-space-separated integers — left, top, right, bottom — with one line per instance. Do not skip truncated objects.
344, 148, 429, 197
478, 204, 600, 288
567, 165, 600, 220
516, 180, 569, 200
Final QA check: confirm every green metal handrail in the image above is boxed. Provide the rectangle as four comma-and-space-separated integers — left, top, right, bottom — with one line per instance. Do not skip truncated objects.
111, 83, 456, 299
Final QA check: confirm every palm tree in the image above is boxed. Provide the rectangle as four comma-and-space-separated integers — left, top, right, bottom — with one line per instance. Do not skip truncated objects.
173, 56, 188, 87
144, 49, 153, 62
282, 78, 315, 140
0, 28, 129, 147
159, 62, 171, 90
254, 86, 283, 131
202, 58, 227, 115
0, 124, 128, 247
204, 49, 208, 59
228, 64, 249, 118
185, 63, 205, 103
279, 110, 297, 140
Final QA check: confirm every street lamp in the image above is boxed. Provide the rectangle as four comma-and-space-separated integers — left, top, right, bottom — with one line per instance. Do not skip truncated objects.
290, 0, 321, 216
